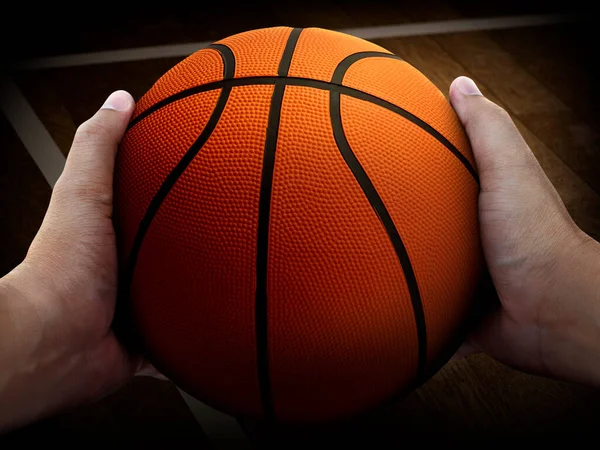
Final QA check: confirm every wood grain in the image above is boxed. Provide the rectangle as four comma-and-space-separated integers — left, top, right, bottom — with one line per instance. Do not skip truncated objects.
489, 25, 600, 129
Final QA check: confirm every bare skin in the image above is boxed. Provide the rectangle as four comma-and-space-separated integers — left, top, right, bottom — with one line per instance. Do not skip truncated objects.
449, 76, 600, 385
1, 81, 599, 431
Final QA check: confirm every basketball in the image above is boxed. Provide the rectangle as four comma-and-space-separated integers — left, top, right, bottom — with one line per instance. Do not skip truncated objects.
114, 26, 482, 423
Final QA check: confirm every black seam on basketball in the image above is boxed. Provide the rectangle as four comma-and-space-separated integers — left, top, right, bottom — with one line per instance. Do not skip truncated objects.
256, 79, 285, 424
331, 51, 403, 84
207, 43, 236, 79
121, 44, 237, 300
331, 51, 478, 182
255, 27, 302, 424
278, 28, 302, 76
127, 76, 478, 184
120, 85, 232, 305
330, 89, 428, 380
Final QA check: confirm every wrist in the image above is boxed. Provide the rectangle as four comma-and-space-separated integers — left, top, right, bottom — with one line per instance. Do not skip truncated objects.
540, 229, 600, 386
0, 264, 84, 431
0, 262, 136, 432
0, 266, 44, 430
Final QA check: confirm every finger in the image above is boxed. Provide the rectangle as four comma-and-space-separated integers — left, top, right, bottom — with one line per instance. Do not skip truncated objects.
54, 90, 134, 208
448, 77, 541, 192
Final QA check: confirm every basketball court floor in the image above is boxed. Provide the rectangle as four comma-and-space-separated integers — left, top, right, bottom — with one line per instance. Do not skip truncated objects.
1, 0, 599, 444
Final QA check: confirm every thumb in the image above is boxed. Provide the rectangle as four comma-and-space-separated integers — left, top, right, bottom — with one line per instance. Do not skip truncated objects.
449, 76, 538, 192
54, 90, 134, 208
449, 76, 570, 228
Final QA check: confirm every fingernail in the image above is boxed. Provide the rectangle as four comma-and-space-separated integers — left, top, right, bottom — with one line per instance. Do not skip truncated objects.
456, 76, 482, 96
101, 90, 132, 111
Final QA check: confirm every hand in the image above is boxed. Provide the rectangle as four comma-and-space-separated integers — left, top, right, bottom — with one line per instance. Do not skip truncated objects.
0, 91, 150, 430
449, 77, 600, 386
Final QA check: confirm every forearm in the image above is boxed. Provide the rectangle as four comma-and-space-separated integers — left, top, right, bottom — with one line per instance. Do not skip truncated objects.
541, 230, 600, 386
0, 263, 136, 432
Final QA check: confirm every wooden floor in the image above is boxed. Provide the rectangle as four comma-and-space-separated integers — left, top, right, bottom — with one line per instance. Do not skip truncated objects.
2, 0, 599, 444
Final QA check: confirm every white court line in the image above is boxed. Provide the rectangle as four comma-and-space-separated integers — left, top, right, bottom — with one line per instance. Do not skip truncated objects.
0, 75, 65, 187
12, 14, 576, 70
13, 42, 212, 70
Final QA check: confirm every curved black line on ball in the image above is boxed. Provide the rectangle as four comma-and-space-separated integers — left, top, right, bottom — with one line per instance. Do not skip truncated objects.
128, 44, 234, 130
255, 27, 303, 424
127, 75, 478, 184
119, 44, 236, 331
255, 79, 284, 423
331, 51, 404, 84
277, 28, 302, 76
331, 52, 478, 183
126, 77, 271, 130
207, 43, 236, 79
121, 86, 232, 297
329, 89, 428, 380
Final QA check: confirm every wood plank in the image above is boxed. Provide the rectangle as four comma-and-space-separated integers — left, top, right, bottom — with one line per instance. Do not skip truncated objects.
489, 25, 600, 129
416, 359, 517, 433
467, 353, 600, 434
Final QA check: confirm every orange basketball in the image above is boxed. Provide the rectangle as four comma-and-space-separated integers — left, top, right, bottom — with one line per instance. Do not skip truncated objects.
114, 26, 482, 423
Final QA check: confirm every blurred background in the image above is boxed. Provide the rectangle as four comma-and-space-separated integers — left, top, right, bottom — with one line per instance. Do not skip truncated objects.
1, 0, 599, 444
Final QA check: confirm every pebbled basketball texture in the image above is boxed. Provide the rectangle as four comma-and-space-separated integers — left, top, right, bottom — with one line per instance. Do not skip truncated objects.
114, 26, 482, 423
